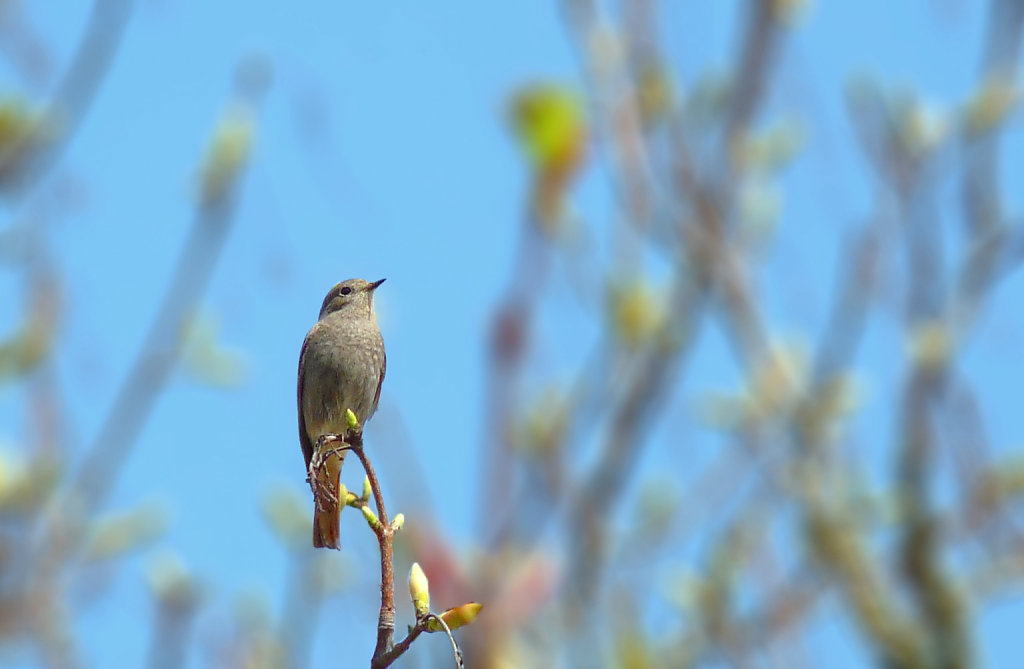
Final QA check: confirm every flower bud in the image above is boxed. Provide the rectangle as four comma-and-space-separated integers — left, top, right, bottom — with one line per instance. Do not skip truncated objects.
408, 562, 430, 617
428, 602, 483, 632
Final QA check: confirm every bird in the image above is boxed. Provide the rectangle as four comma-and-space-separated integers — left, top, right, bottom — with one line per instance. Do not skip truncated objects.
297, 278, 387, 549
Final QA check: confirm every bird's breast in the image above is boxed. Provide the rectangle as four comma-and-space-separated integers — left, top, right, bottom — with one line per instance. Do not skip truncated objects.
301, 317, 385, 436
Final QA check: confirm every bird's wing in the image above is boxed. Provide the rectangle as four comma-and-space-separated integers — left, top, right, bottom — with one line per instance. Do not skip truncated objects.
373, 347, 386, 411
297, 328, 314, 470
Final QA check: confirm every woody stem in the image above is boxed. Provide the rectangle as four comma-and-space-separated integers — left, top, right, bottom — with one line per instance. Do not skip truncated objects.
347, 434, 395, 667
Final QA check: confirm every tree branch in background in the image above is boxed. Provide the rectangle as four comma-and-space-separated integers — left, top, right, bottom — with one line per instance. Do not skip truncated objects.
961, 0, 1024, 237
16, 64, 266, 667
0, 0, 133, 196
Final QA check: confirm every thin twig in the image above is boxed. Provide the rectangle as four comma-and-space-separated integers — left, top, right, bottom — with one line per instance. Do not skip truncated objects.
1, 0, 133, 195
961, 0, 1024, 236
427, 613, 465, 669
723, 0, 781, 146
24, 90, 253, 666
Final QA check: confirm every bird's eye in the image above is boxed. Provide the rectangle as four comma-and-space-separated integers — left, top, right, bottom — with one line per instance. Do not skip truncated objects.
340, 286, 352, 296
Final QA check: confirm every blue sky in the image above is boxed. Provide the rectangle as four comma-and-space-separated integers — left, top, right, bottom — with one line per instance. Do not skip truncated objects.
3, 1, 1024, 667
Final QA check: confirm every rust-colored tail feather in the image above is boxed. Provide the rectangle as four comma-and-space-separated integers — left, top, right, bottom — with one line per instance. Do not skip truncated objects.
311, 451, 344, 549
313, 503, 341, 549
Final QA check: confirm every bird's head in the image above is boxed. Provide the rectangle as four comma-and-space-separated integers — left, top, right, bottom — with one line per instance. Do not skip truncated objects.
319, 278, 385, 319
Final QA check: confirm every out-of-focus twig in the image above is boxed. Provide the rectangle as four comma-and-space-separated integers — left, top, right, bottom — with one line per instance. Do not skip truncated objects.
479, 223, 553, 548
563, 0, 655, 226
146, 557, 201, 669
566, 279, 704, 621
961, 0, 1024, 236
723, 0, 782, 151
0, 0, 133, 196
22, 78, 261, 665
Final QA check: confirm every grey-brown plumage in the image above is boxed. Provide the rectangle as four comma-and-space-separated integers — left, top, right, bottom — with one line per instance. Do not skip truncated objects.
298, 278, 386, 549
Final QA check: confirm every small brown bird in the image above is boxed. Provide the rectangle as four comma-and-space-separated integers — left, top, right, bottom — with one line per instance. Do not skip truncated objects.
298, 278, 387, 549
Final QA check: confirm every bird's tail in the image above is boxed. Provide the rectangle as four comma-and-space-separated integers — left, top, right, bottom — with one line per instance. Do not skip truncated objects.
312, 450, 345, 549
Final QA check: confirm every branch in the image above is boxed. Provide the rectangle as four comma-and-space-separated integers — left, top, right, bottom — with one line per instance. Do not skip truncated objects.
372, 611, 467, 669
313, 430, 395, 663
961, 0, 1024, 236
350, 441, 398, 665
0, 0, 133, 196
723, 0, 782, 147
24, 79, 259, 663
311, 426, 479, 668
376, 620, 427, 669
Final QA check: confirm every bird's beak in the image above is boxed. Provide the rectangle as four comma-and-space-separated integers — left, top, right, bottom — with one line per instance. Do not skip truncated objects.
370, 278, 386, 291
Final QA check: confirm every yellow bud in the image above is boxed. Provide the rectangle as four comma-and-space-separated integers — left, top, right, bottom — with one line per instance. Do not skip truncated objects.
0, 99, 32, 142
749, 342, 806, 417
636, 63, 673, 128
346, 409, 360, 430
362, 475, 372, 500
975, 457, 1024, 509
773, 0, 810, 24
408, 562, 430, 617
509, 83, 588, 230
964, 76, 1019, 137
907, 321, 951, 371
901, 100, 947, 156
198, 105, 254, 205
427, 602, 483, 632
0, 97, 45, 164
733, 119, 804, 174
337, 483, 349, 507
0, 451, 59, 512
510, 84, 585, 173
515, 386, 568, 456
0, 321, 52, 383
391, 513, 405, 532
608, 279, 665, 348
0, 448, 27, 506
360, 504, 380, 529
